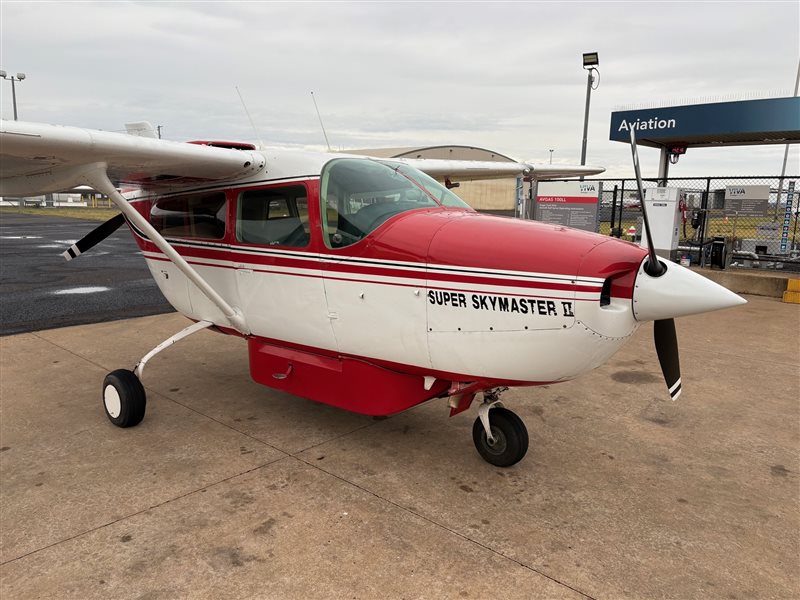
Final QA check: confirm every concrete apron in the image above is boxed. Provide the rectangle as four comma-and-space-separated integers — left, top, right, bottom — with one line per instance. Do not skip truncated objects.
691, 266, 798, 298
1, 297, 798, 599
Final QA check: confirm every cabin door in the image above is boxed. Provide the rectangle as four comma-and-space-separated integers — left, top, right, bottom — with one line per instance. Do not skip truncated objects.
233, 182, 337, 351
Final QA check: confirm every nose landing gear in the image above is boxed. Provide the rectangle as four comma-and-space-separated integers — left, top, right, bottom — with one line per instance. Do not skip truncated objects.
472, 389, 529, 467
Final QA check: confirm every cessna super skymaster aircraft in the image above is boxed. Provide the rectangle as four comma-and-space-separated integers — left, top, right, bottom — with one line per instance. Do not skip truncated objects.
0, 119, 745, 467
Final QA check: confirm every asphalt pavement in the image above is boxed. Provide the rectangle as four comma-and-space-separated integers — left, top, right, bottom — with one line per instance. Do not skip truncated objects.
0, 213, 173, 335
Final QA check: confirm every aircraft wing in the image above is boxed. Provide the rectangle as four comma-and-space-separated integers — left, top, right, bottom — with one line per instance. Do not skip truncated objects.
393, 158, 605, 182
0, 120, 265, 197
522, 163, 606, 179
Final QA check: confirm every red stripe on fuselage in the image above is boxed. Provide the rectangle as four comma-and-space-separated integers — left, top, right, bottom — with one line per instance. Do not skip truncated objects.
142, 252, 593, 302
140, 243, 600, 292
125, 200, 634, 298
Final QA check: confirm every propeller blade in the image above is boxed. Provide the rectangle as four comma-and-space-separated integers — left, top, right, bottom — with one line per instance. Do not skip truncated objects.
628, 128, 665, 277
654, 318, 681, 400
62, 213, 125, 261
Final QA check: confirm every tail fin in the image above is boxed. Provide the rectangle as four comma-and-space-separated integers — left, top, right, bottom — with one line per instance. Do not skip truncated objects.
124, 121, 157, 138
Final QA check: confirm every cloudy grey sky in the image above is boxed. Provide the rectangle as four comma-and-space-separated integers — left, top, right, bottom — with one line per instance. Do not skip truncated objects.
1, 1, 798, 177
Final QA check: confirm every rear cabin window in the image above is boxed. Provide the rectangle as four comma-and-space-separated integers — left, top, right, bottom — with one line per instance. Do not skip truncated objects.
237, 185, 310, 248
150, 191, 227, 239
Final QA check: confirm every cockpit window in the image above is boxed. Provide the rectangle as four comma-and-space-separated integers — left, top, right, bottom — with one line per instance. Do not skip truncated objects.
320, 158, 467, 249
237, 185, 309, 248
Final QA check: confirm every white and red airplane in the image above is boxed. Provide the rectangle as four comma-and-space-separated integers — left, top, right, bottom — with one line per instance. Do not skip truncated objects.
0, 119, 745, 467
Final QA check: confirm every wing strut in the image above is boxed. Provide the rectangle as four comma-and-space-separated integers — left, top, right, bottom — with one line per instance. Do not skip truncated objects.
81, 163, 249, 335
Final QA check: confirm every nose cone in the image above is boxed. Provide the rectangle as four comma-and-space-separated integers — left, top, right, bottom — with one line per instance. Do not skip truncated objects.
633, 258, 746, 322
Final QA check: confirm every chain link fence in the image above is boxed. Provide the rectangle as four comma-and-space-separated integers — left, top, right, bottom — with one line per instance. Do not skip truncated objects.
542, 175, 799, 272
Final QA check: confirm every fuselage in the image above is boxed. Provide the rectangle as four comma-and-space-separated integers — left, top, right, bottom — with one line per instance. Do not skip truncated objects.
125, 151, 649, 391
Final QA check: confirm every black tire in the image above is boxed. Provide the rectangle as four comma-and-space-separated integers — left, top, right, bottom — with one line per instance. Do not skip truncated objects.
102, 369, 146, 428
472, 407, 529, 467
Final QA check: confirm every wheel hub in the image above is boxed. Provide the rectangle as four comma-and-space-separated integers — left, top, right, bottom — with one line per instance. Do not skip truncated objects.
103, 384, 121, 418
484, 427, 507, 455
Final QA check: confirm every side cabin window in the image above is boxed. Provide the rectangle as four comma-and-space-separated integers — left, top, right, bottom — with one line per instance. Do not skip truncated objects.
150, 191, 227, 239
320, 158, 440, 249
237, 185, 309, 248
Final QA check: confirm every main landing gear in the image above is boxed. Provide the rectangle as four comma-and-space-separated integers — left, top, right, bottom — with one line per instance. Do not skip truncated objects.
103, 369, 147, 427
472, 389, 529, 467
101, 320, 213, 428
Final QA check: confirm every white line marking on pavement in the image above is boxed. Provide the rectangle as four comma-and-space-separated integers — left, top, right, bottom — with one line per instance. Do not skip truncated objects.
52, 286, 111, 295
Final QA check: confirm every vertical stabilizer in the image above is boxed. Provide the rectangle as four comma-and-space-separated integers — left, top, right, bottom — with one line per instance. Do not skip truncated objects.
124, 121, 157, 138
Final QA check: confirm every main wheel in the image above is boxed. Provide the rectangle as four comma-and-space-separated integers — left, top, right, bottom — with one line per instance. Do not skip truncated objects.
102, 369, 146, 428
472, 407, 529, 467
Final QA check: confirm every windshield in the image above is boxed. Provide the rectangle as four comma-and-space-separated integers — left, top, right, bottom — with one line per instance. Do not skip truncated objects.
320, 158, 451, 248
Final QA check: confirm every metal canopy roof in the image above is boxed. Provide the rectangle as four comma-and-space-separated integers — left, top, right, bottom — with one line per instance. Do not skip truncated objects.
609, 97, 800, 149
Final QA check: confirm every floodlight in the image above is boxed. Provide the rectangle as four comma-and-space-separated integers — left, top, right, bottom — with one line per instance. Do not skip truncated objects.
1, 69, 27, 120
579, 52, 600, 171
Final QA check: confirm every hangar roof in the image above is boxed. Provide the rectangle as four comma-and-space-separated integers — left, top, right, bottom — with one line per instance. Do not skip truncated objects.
609, 97, 800, 149
343, 145, 516, 162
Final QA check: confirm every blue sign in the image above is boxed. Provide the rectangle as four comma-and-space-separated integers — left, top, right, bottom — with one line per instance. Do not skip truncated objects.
609, 97, 800, 146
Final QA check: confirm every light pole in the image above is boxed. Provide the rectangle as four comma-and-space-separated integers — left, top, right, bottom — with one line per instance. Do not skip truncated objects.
579, 52, 599, 175
1, 70, 26, 120
549, 149, 554, 164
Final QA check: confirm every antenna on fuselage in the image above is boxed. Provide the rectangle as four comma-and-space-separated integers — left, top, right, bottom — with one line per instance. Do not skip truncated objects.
310, 91, 332, 152
235, 85, 265, 149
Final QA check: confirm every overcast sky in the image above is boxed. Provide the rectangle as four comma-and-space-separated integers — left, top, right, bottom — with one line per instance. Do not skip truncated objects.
1, 1, 798, 178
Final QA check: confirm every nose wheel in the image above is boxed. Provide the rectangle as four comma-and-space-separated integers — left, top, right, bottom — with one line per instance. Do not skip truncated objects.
472, 404, 529, 467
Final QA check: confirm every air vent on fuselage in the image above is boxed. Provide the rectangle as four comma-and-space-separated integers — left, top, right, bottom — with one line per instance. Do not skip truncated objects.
600, 277, 612, 307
